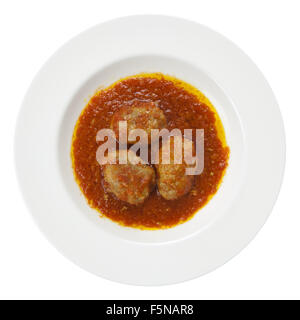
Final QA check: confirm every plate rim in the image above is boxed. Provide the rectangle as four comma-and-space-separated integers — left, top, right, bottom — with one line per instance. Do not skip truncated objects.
14, 15, 286, 285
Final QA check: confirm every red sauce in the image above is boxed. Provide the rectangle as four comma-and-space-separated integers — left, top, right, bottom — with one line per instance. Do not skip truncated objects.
72, 74, 229, 229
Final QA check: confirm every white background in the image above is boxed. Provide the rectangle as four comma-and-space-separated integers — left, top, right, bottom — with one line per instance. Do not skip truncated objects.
0, 0, 299, 300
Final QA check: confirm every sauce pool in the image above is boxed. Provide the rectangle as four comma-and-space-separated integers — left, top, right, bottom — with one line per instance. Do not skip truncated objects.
71, 73, 229, 229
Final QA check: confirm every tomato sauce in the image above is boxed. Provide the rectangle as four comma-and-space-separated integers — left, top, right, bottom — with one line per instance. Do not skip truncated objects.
71, 74, 229, 229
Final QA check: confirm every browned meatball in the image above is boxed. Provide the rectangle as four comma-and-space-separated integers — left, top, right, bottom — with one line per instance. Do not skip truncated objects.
103, 150, 155, 205
155, 136, 195, 200
110, 101, 167, 144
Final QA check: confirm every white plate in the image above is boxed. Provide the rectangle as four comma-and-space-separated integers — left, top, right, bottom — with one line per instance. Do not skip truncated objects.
14, 15, 285, 285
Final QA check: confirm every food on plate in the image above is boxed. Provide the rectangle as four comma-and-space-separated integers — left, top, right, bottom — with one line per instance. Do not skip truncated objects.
103, 150, 155, 205
110, 101, 167, 144
71, 73, 229, 229
156, 136, 195, 200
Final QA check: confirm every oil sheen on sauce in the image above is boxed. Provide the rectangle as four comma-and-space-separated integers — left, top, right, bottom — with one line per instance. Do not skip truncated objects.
71, 73, 229, 229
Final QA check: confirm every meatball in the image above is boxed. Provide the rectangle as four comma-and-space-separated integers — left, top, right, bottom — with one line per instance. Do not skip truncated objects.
103, 150, 155, 205
110, 101, 167, 144
155, 136, 195, 200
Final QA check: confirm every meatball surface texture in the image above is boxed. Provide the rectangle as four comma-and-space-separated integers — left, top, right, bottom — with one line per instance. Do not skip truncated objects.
155, 136, 195, 200
110, 101, 167, 144
103, 150, 156, 205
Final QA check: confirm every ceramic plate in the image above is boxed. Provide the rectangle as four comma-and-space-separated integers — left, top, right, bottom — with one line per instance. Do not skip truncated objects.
15, 15, 285, 285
